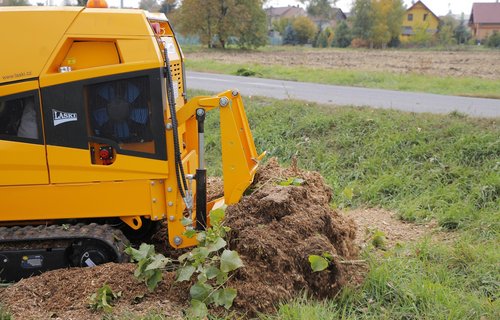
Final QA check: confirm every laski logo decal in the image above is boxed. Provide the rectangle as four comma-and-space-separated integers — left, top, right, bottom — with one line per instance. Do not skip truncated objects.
52, 109, 78, 126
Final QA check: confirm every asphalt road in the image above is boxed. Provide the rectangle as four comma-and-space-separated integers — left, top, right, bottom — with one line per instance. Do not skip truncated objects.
186, 71, 500, 118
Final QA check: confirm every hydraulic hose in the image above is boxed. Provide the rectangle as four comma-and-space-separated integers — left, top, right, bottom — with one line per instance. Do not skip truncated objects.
164, 48, 188, 198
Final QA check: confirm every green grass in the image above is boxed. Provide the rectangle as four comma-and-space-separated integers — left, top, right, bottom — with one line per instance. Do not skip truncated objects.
193, 89, 500, 319
186, 59, 500, 99
181, 44, 497, 54
203, 93, 499, 230
0, 306, 11, 320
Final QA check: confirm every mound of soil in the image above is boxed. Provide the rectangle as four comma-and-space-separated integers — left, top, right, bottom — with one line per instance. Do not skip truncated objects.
0, 159, 361, 318
224, 158, 359, 315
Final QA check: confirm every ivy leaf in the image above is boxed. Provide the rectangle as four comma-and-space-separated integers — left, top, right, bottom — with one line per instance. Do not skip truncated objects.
191, 247, 209, 262
183, 229, 197, 239
205, 266, 220, 280
322, 252, 334, 261
291, 178, 305, 186
278, 177, 294, 186
145, 254, 169, 271
207, 237, 227, 253
220, 250, 244, 273
212, 288, 237, 309
178, 252, 191, 263
176, 265, 196, 282
209, 207, 226, 225
181, 217, 193, 226
145, 270, 163, 292
278, 177, 305, 186
216, 270, 228, 285
187, 299, 208, 319
308, 255, 329, 272
124, 246, 136, 259
125, 243, 153, 262
142, 243, 156, 257
134, 265, 143, 278
189, 282, 212, 301
100, 291, 112, 313
89, 284, 119, 313
197, 272, 208, 284
196, 231, 206, 243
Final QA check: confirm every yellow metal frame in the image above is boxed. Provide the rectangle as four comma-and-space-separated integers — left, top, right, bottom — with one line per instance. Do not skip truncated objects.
166, 90, 265, 248
0, 180, 164, 221
0, 7, 263, 251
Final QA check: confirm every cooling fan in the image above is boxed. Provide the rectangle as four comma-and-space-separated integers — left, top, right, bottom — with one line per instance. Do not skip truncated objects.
92, 82, 148, 140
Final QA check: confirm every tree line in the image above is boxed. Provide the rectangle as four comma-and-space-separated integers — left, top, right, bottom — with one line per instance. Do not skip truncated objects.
157, 0, 497, 49
3, 0, 498, 49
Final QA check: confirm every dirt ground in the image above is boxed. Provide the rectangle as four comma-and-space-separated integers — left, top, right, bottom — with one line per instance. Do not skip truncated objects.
0, 161, 439, 319
346, 208, 437, 249
187, 48, 500, 80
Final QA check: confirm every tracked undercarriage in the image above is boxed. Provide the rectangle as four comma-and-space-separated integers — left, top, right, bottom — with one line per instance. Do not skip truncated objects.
0, 223, 129, 282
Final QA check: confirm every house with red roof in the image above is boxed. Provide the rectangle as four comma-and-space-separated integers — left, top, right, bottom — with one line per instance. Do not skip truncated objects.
469, 2, 500, 42
265, 6, 307, 31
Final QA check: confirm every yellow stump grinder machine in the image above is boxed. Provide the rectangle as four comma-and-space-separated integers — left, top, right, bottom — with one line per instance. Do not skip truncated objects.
0, 4, 264, 282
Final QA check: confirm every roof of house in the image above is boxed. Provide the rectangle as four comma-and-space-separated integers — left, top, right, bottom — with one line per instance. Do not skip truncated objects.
332, 7, 347, 20
309, 7, 346, 22
469, 2, 500, 24
406, 0, 440, 22
265, 6, 306, 18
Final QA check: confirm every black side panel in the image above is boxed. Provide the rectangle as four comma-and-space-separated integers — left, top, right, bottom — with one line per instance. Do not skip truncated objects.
41, 81, 88, 149
148, 69, 167, 160
41, 68, 167, 160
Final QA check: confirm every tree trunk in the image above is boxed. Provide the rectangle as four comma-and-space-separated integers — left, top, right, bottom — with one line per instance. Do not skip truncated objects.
207, 12, 213, 48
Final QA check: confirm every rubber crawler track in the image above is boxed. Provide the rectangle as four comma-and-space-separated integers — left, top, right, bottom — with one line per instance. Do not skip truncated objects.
0, 223, 130, 263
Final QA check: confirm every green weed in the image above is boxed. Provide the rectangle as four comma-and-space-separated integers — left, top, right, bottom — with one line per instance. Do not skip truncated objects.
89, 284, 121, 313
0, 306, 11, 320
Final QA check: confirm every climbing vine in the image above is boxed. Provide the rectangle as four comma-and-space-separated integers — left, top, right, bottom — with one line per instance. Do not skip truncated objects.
125, 207, 243, 318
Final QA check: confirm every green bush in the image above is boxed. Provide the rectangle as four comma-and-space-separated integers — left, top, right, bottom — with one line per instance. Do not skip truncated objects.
315, 27, 334, 48
292, 16, 318, 45
486, 31, 500, 48
333, 21, 351, 48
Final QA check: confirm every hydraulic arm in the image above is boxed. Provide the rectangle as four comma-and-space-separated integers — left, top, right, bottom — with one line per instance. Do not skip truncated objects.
165, 90, 265, 249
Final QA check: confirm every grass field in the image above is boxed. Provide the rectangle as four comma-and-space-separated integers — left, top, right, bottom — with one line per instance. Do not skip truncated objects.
198, 90, 500, 319
187, 60, 500, 99
184, 46, 500, 99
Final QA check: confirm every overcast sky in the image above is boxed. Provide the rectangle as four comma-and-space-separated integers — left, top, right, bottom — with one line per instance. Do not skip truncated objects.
265, 0, 498, 16
37, 0, 498, 16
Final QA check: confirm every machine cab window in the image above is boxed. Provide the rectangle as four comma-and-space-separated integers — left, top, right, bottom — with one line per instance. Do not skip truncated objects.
0, 93, 41, 142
